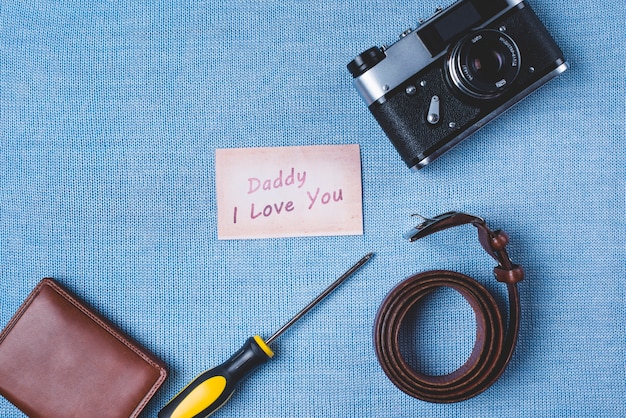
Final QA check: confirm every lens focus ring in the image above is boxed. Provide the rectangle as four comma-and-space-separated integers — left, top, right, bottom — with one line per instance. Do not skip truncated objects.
447, 30, 521, 100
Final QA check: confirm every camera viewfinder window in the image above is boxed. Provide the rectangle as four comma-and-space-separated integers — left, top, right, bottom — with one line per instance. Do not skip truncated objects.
419, 3, 481, 55
434, 3, 481, 43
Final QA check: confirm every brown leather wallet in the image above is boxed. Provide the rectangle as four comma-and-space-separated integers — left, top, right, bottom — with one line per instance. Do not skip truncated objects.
0, 278, 167, 418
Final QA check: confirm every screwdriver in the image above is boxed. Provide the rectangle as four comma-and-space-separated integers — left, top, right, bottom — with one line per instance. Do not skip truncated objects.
158, 252, 374, 418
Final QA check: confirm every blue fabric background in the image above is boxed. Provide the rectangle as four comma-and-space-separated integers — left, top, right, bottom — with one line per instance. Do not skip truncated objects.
0, 0, 623, 417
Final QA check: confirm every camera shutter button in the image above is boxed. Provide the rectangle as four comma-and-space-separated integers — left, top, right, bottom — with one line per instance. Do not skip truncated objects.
426, 96, 440, 125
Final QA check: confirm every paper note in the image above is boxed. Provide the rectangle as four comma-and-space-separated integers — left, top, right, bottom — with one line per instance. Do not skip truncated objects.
215, 145, 363, 239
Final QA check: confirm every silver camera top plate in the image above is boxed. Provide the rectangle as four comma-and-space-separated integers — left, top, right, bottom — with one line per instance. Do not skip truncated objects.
353, 0, 525, 106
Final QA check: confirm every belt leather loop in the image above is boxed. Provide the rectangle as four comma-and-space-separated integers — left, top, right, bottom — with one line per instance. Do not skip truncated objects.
376, 212, 523, 403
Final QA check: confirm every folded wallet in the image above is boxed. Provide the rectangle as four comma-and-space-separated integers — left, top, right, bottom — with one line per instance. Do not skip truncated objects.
0, 278, 167, 418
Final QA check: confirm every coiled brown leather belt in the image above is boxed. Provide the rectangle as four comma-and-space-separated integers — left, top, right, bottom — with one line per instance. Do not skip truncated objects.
374, 212, 524, 403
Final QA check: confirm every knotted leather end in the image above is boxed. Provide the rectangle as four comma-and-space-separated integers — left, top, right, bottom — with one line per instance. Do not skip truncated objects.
490, 230, 509, 251
493, 265, 525, 284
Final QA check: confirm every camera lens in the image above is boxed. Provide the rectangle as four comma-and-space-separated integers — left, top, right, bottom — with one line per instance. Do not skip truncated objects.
470, 45, 505, 81
447, 30, 521, 100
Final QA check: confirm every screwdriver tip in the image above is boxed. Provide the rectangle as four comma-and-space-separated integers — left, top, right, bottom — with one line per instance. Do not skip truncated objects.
351, 253, 374, 276
350, 253, 374, 271
362, 252, 375, 261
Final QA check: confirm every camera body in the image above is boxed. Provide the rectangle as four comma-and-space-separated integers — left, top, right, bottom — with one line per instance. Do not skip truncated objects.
348, 0, 568, 170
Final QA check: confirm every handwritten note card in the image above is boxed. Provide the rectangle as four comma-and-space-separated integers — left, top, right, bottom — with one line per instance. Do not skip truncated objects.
215, 145, 363, 239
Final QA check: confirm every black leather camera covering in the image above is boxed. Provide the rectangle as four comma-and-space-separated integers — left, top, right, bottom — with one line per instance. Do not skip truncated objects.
369, 4, 565, 169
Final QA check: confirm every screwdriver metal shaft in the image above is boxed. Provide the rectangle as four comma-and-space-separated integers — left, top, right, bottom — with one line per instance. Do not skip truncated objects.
265, 252, 374, 344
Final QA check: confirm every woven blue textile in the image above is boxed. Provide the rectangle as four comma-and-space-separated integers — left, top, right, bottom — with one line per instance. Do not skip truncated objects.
1, 0, 624, 417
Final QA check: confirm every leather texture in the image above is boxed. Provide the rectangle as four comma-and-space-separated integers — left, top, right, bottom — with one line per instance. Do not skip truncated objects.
0, 279, 167, 418
374, 213, 522, 403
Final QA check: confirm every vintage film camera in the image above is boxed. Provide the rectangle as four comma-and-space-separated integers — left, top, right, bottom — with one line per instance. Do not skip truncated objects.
348, 0, 568, 169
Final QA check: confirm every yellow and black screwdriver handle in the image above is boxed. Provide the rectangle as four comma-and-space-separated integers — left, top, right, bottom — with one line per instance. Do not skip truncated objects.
159, 336, 274, 418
